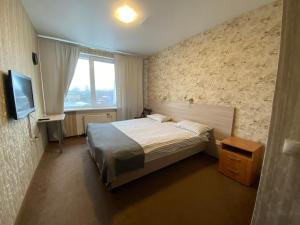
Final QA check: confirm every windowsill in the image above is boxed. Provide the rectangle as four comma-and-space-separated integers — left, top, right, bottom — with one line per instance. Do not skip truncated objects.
64, 107, 117, 113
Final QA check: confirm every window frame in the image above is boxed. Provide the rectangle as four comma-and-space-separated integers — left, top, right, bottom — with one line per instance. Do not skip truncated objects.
64, 53, 116, 111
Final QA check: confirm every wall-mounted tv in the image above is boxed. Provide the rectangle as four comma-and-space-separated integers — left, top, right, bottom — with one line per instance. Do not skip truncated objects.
6, 70, 35, 120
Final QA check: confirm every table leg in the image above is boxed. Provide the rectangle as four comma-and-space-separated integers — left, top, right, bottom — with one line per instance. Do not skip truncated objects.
60, 120, 64, 145
58, 120, 63, 153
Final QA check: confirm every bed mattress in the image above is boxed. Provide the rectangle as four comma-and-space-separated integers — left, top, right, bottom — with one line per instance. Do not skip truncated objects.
112, 118, 209, 162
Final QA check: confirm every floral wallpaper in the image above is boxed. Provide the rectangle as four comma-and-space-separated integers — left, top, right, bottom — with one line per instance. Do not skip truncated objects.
0, 1, 47, 225
145, 0, 282, 144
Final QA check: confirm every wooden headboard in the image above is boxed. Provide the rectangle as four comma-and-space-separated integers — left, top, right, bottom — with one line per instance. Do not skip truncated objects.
149, 100, 235, 140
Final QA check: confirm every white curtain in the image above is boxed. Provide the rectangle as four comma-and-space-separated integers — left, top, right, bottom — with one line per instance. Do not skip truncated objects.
38, 38, 80, 114
114, 54, 144, 120
38, 38, 80, 140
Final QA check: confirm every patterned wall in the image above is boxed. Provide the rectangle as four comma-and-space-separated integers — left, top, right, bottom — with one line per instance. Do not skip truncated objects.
146, 1, 282, 144
0, 1, 47, 225
143, 59, 149, 107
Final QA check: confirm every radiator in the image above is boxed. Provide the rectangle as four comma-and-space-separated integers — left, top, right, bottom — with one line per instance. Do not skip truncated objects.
83, 114, 114, 133
64, 112, 77, 137
64, 111, 116, 136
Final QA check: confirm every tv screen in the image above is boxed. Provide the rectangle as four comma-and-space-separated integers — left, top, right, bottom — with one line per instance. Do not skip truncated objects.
7, 70, 35, 120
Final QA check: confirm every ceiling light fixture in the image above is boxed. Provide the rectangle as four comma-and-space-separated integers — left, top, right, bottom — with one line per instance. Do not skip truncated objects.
115, 4, 138, 24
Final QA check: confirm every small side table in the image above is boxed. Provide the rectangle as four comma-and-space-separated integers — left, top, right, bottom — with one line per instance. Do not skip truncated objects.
38, 114, 65, 153
218, 136, 263, 186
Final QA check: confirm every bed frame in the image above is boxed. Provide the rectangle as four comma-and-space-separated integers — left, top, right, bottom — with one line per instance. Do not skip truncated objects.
148, 100, 235, 141
89, 101, 235, 190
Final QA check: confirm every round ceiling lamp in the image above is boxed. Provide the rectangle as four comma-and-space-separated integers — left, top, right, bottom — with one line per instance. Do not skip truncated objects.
113, 1, 144, 25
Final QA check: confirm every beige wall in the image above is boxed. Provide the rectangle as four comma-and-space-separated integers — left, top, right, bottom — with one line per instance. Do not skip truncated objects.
145, 1, 282, 144
0, 1, 47, 225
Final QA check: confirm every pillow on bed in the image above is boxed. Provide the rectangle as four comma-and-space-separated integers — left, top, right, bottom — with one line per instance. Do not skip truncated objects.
147, 114, 171, 123
176, 120, 211, 135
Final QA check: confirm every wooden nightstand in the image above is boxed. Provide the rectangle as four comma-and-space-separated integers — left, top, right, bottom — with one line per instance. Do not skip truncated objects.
218, 136, 263, 186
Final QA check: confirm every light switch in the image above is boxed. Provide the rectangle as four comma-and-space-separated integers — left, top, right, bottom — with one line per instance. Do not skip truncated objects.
282, 139, 300, 156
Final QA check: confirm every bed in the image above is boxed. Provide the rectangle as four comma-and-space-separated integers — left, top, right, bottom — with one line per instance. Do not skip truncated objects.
87, 101, 235, 190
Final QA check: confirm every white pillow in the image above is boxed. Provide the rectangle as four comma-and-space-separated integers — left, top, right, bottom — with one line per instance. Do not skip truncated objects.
147, 114, 171, 123
176, 120, 211, 135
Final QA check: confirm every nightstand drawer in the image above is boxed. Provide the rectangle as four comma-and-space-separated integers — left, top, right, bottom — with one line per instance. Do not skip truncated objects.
219, 149, 249, 184
222, 164, 247, 183
222, 149, 248, 168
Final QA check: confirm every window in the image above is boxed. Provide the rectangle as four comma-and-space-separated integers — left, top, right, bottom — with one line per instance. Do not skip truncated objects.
64, 54, 116, 110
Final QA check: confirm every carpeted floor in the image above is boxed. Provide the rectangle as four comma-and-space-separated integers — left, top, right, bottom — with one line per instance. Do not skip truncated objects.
16, 137, 258, 225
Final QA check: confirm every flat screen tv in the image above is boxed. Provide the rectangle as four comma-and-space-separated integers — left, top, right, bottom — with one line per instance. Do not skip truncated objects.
7, 70, 35, 120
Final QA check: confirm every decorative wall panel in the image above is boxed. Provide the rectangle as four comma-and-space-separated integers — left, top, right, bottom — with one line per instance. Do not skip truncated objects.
0, 1, 47, 225
146, 1, 282, 144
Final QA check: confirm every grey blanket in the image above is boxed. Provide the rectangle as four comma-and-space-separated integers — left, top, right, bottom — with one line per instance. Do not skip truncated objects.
87, 123, 144, 185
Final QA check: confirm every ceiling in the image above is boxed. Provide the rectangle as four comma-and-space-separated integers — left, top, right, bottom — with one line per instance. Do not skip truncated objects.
21, 0, 274, 56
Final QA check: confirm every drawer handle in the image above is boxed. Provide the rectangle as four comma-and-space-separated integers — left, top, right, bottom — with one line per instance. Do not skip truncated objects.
228, 168, 239, 174
228, 156, 241, 161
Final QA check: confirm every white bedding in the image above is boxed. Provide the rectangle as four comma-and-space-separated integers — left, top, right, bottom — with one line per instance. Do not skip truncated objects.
112, 118, 209, 162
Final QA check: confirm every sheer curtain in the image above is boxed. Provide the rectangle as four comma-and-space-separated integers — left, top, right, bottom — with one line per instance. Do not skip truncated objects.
114, 54, 143, 120
38, 38, 80, 114
38, 38, 80, 139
